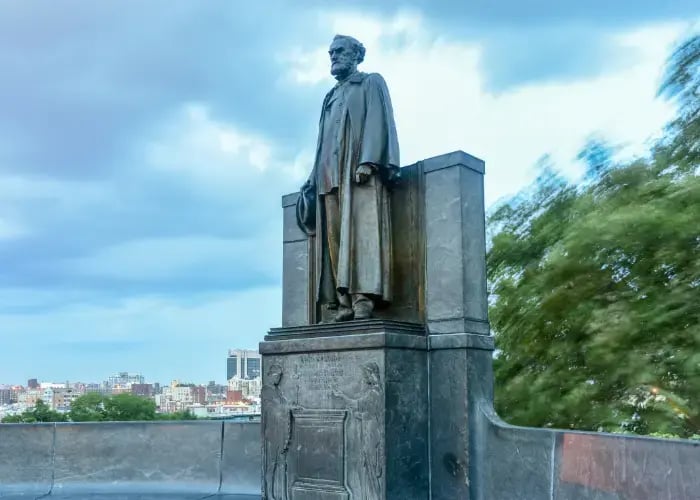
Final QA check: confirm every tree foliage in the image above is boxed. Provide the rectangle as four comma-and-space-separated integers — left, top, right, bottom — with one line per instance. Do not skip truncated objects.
103, 393, 158, 421
68, 392, 107, 422
2, 393, 198, 423
488, 34, 700, 438
1, 399, 68, 423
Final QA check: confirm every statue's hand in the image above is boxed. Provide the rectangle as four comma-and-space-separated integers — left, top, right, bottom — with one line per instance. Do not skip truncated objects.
355, 163, 374, 184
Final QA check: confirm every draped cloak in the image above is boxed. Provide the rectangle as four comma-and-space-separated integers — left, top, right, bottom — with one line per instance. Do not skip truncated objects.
296, 71, 400, 310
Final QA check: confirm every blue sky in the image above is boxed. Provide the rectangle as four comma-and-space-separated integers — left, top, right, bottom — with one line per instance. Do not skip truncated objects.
1, 1, 697, 385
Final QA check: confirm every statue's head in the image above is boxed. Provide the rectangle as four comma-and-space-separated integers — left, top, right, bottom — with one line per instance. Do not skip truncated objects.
329, 34, 365, 80
267, 364, 283, 386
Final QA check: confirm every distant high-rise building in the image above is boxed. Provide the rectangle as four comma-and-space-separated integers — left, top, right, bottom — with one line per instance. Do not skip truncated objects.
105, 372, 145, 394
131, 384, 154, 398
27, 378, 39, 389
227, 353, 238, 380
226, 349, 261, 380
246, 357, 261, 379
0, 388, 12, 405
192, 386, 206, 405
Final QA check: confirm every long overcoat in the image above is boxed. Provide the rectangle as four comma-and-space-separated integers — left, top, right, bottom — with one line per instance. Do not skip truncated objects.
296, 71, 400, 307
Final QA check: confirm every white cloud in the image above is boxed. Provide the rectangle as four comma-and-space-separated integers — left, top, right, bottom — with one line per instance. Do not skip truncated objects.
283, 11, 690, 206
144, 102, 306, 198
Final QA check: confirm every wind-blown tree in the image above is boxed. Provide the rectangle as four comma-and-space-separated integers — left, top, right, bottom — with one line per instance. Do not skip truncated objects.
488, 34, 699, 438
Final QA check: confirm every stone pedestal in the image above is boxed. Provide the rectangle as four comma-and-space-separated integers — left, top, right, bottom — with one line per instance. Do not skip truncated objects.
260, 321, 429, 500
266, 150, 492, 499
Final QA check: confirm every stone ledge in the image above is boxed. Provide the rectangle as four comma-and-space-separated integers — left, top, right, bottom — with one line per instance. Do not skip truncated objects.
428, 333, 494, 351
266, 319, 426, 340
427, 316, 491, 335
421, 150, 485, 175
281, 192, 299, 208
263, 322, 497, 354
260, 331, 427, 355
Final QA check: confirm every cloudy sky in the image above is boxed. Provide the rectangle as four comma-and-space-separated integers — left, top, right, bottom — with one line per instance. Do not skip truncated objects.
1, 1, 697, 385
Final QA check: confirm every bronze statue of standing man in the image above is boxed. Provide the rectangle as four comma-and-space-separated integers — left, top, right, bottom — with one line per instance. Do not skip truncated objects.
297, 34, 400, 322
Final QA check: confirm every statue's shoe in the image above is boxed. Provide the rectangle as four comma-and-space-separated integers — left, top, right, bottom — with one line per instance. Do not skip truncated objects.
353, 302, 374, 320
333, 306, 355, 322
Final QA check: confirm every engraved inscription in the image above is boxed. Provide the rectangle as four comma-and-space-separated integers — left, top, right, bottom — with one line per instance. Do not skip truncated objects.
293, 353, 347, 393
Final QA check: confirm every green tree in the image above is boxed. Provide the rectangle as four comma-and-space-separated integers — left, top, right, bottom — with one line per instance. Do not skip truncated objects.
156, 410, 198, 421
488, 34, 700, 438
658, 34, 699, 172
1, 399, 67, 423
68, 392, 106, 422
103, 393, 157, 421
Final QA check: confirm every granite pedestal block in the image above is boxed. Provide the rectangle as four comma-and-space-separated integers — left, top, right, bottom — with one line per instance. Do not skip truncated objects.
260, 321, 430, 500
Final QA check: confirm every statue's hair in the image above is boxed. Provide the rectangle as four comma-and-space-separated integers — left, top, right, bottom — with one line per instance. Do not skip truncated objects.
268, 363, 283, 377
333, 34, 366, 64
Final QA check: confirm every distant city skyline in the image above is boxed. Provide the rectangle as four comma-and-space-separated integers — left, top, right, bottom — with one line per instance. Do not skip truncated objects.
1, 366, 262, 420
0, 346, 260, 387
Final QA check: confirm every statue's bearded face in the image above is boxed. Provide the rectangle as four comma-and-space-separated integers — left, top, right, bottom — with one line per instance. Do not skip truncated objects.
329, 39, 357, 78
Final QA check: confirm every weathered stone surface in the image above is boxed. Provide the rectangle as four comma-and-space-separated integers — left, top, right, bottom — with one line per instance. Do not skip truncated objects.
554, 431, 700, 499
260, 321, 429, 499
282, 193, 305, 243
0, 423, 54, 497
428, 335, 495, 500
385, 347, 430, 499
474, 405, 700, 500
282, 193, 311, 328
0, 421, 264, 498
220, 422, 263, 496
46, 494, 212, 499
281, 239, 310, 327
45, 495, 260, 499
424, 164, 464, 323
424, 152, 488, 335
51, 421, 221, 496
479, 411, 555, 500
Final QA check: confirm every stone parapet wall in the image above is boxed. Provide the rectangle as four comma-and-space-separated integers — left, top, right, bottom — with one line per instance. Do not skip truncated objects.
1, 401, 698, 498
475, 405, 700, 500
0, 420, 261, 498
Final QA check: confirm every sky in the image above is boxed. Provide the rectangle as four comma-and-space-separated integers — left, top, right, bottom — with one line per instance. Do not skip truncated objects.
0, 1, 698, 385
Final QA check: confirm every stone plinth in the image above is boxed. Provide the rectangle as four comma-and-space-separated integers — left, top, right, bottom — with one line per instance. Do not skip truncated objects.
260, 320, 429, 500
